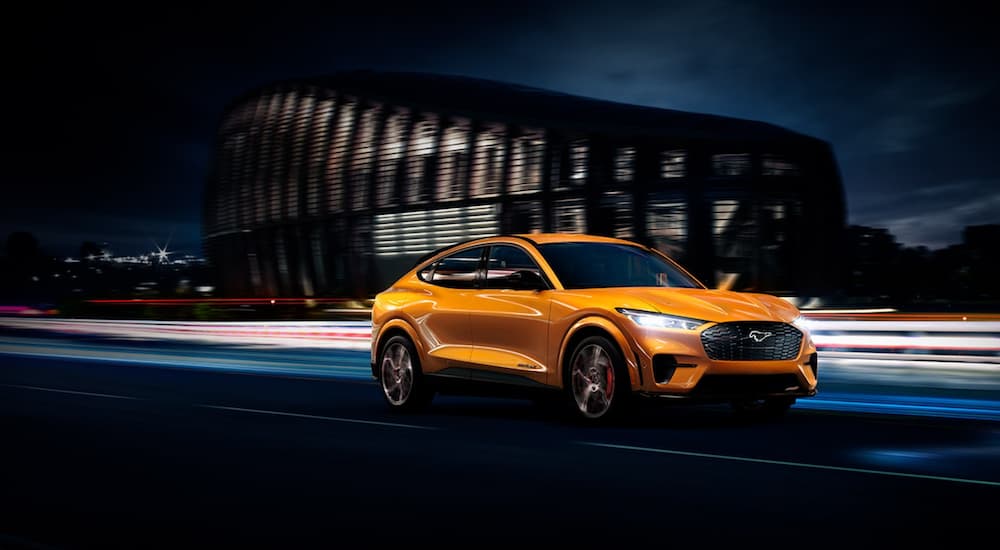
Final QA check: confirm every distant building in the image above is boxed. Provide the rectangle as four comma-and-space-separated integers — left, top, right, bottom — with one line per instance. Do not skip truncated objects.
203, 71, 846, 298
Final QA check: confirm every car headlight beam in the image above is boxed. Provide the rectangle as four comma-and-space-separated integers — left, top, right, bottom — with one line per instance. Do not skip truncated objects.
616, 308, 707, 330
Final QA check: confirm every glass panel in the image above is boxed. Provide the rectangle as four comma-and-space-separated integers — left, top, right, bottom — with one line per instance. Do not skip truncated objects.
306, 98, 335, 217
508, 128, 544, 194
661, 149, 686, 178
552, 198, 587, 233
287, 93, 314, 219
406, 114, 439, 204
327, 97, 357, 213
470, 123, 505, 197
427, 247, 483, 289
712, 153, 751, 176
373, 204, 501, 256
485, 245, 543, 289
437, 118, 470, 201
376, 107, 409, 207
761, 154, 799, 176
351, 104, 382, 210
647, 197, 687, 259
614, 146, 635, 183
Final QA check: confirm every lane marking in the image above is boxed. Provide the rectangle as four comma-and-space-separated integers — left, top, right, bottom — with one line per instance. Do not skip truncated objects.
1, 383, 140, 401
579, 442, 1000, 487
196, 404, 438, 431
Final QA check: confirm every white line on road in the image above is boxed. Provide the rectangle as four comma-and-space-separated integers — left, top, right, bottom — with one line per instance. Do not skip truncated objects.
196, 404, 439, 431
1, 383, 140, 400
579, 441, 1000, 487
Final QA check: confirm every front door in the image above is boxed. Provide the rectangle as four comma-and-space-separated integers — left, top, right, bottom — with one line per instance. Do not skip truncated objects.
467, 244, 551, 386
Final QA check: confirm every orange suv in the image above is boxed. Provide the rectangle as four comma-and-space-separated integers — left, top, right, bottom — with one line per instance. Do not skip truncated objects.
371, 234, 817, 422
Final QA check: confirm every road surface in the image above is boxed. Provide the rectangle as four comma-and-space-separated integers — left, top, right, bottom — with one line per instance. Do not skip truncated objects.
1, 333, 998, 548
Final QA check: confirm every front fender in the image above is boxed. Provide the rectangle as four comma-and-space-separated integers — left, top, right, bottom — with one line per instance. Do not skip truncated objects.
556, 316, 641, 390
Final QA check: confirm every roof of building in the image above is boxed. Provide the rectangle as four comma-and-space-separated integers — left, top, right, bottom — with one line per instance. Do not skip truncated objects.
227, 70, 825, 145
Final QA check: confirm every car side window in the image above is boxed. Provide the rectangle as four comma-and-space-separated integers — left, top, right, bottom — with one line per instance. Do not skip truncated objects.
420, 247, 484, 289
485, 245, 544, 289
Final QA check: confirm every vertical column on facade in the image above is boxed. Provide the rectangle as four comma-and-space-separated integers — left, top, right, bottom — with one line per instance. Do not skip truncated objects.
393, 112, 417, 208
338, 99, 365, 298
461, 121, 480, 238
293, 90, 319, 297
540, 131, 555, 233
278, 87, 302, 296
748, 145, 764, 290
257, 89, 283, 297
498, 127, 516, 233
632, 140, 656, 246
685, 146, 715, 288
362, 107, 390, 297
425, 116, 446, 203
313, 92, 340, 296
585, 136, 613, 236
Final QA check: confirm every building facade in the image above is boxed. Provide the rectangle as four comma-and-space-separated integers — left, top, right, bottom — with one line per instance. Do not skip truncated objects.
203, 71, 846, 298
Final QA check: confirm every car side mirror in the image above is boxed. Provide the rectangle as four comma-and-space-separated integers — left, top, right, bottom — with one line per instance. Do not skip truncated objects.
508, 270, 547, 291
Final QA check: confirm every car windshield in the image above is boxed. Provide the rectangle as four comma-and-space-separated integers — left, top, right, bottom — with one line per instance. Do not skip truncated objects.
537, 242, 703, 290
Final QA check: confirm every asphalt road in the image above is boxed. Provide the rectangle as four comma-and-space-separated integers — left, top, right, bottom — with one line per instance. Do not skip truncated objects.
2, 335, 998, 549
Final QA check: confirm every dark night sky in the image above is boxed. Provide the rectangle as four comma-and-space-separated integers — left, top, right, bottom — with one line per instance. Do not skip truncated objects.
6, 1, 999, 257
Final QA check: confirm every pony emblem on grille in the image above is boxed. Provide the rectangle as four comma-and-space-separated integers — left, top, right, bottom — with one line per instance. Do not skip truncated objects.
747, 330, 773, 343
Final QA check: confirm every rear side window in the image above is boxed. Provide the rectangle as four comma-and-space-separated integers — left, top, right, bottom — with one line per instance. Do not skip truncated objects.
418, 247, 484, 289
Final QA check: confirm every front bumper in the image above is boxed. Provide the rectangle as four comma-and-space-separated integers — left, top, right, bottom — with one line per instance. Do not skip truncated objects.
626, 323, 819, 399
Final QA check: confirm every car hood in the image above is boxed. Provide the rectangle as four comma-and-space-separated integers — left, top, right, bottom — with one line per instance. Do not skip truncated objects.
566, 287, 800, 324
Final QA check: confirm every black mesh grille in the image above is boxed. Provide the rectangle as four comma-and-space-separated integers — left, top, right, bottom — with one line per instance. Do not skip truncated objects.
701, 322, 802, 361
691, 374, 802, 396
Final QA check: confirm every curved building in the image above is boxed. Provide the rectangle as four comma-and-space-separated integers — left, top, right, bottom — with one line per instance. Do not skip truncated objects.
203, 71, 846, 298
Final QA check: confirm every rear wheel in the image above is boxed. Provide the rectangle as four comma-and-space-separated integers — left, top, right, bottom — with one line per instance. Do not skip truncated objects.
378, 335, 434, 412
564, 335, 632, 423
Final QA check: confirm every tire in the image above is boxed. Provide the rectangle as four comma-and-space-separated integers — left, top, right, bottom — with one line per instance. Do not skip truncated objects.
563, 335, 633, 423
377, 335, 434, 412
730, 396, 795, 419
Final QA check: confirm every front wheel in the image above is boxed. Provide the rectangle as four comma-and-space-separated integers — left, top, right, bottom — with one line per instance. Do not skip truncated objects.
378, 335, 434, 412
564, 335, 633, 423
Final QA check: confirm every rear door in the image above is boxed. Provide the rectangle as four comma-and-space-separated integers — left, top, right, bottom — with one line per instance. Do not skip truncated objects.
416, 245, 486, 372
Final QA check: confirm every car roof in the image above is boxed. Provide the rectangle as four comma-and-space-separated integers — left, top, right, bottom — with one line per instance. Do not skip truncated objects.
510, 233, 635, 245
410, 233, 644, 269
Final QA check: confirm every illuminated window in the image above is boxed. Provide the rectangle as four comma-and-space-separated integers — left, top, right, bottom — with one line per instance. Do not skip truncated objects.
647, 198, 687, 257
406, 114, 439, 204
661, 150, 686, 178
712, 153, 751, 176
374, 204, 500, 256
553, 198, 587, 233
306, 98, 335, 216
509, 129, 544, 194
570, 139, 588, 183
375, 107, 409, 208
255, 93, 283, 224
287, 93, 314, 219
271, 90, 298, 221
614, 147, 635, 183
470, 123, 505, 198
437, 118, 470, 201
327, 97, 357, 213
600, 191, 633, 238
351, 104, 382, 210
761, 154, 799, 176
504, 201, 543, 233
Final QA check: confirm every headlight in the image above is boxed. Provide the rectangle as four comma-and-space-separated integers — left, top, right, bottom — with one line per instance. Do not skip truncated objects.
791, 315, 811, 332
616, 308, 707, 330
